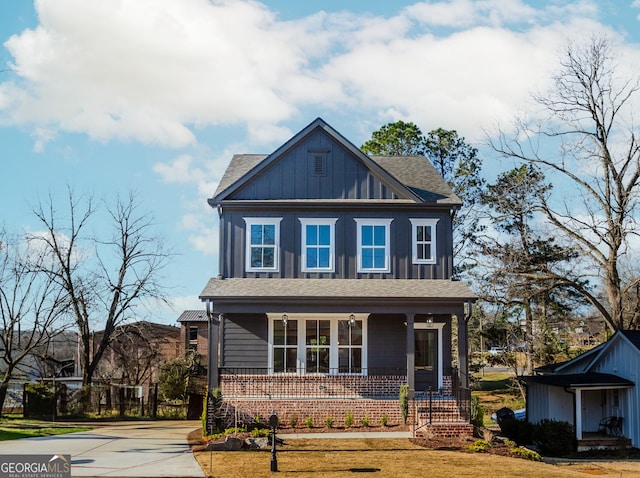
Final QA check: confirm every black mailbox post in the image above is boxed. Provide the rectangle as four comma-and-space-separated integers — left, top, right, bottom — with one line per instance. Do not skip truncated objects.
269, 413, 279, 472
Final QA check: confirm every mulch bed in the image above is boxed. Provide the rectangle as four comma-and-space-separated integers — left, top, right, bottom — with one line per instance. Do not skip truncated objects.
188, 427, 640, 460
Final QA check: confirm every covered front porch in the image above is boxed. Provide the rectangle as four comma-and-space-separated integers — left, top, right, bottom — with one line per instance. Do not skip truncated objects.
200, 278, 476, 436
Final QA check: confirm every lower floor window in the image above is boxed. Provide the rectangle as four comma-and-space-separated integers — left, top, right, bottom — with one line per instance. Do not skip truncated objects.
270, 316, 366, 374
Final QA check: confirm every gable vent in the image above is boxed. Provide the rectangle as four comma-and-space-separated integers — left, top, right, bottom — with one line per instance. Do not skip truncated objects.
314, 155, 325, 175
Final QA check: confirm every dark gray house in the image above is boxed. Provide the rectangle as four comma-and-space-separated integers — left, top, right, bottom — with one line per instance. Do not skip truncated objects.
200, 118, 476, 435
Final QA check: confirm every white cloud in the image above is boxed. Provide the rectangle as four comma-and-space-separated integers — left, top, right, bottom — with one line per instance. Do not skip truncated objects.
0, 0, 631, 148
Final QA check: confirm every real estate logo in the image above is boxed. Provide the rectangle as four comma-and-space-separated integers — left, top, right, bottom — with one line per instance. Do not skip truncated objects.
0, 454, 70, 478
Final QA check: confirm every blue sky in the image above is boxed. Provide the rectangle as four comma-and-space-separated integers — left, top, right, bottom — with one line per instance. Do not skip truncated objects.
2, 0, 640, 325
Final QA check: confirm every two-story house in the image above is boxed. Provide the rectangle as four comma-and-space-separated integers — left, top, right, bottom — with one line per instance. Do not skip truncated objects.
200, 118, 476, 436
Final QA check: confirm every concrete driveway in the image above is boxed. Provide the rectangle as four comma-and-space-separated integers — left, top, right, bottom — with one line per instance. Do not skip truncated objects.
0, 420, 205, 477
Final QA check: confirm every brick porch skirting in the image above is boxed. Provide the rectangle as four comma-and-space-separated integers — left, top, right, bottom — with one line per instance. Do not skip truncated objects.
209, 397, 472, 439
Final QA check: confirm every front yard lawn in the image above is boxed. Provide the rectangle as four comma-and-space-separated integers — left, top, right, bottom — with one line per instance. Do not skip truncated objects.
192, 437, 603, 477
0, 418, 92, 440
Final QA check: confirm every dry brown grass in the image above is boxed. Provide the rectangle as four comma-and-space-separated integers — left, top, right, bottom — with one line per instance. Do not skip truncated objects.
192, 437, 610, 478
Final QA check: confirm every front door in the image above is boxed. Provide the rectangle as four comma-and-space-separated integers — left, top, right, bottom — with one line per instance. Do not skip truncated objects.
415, 328, 439, 392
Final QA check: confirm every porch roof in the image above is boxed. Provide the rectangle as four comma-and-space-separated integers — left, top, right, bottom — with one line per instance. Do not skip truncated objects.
200, 278, 476, 314
201, 278, 476, 300
519, 372, 634, 389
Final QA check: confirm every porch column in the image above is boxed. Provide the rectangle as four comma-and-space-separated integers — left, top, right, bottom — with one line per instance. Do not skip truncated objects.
207, 311, 221, 391
406, 313, 415, 399
457, 306, 469, 389
575, 389, 583, 440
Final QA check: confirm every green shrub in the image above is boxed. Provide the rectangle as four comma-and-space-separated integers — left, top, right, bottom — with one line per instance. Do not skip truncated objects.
361, 415, 370, 427
201, 388, 222, 435
464, 439, 493, 452
510, 446, 542, 461
533, 419, 576, 456
224, 427, 247, 435
305, 416, 313, 428
325, 416, 334, 429
24, 382, 55, 419
380, 414, 388, 427
251, 428, 271, 438
289, 413, 298, 428
399, 384, 409, 425
470, 395, 484, 429
345, 411, 354, 428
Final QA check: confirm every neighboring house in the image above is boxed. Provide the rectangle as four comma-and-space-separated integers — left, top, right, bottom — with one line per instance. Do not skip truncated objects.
178, 310, 209, 360
94, 321, 181, 388
199, 118, 476, 435
521, 330, 639, 449
177, 310, 209, 419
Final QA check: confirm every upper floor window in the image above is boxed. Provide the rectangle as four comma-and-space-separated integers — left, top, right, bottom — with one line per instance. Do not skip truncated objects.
244, 217, 282, 272
354, 218, 393, 273
410, 219, 439, 264
299, 218, 337, 272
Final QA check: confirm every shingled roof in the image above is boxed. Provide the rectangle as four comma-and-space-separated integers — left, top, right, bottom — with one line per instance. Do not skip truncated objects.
213, 154, 460, 205
200, 278, 476, 301
210, 118, 461, 206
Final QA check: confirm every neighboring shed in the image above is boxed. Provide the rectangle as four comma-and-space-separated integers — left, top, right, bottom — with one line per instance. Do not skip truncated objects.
521, 330, 640, 449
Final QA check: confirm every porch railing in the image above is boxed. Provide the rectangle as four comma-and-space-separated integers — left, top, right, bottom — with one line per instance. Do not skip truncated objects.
414, 386, 471, 426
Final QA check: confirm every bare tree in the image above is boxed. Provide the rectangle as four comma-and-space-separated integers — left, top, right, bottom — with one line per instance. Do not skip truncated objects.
30, 188, 173, 391
491, 36, 640, 331
0, 230, 69, 411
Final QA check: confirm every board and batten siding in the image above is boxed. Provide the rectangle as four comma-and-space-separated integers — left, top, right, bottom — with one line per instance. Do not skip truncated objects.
527, 383, 574, 426
221, 314, 269, 368
229, 130, 403, 201
220, 208, 454, 280
367, 315, 407, 371
590, 337, 640, 446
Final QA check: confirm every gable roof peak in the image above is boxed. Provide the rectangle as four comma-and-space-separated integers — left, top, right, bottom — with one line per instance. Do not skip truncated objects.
211, 118, 459, 205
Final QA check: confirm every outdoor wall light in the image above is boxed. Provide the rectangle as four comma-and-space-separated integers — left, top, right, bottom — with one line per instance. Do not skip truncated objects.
282, 313, 288, 327
349, 313, 356, 327
426, 314, 434, 324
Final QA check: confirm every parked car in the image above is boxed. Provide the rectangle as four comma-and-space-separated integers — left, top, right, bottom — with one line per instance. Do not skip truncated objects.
488, 347, 505, 355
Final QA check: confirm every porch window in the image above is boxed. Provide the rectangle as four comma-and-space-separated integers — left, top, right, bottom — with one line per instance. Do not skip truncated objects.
269, 315, 367, 375
338, 318, 362, 373
410, 218, 439, 264
244, 218, 282, 272
355, 218, 393, 273
299, 218, 337, 272
273, 319, 298, 373
306, 320, 331, 373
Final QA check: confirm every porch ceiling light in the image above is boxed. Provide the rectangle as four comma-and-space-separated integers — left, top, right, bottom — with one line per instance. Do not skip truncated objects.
282, 313, 288, 327
426, 314, 433, 323
349, 313, 356, 327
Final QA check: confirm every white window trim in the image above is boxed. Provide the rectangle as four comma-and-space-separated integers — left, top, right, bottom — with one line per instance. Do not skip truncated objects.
354, 218, 393, 273
410, 218, 439, 265
299, 218, 338, 273
267, 313, 368, 376
244, 217, 282, 272
415, 321, 444, 390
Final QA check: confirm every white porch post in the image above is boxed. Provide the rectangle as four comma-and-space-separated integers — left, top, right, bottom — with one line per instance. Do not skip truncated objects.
406, 313, 415, 399
575, 388, 583, 440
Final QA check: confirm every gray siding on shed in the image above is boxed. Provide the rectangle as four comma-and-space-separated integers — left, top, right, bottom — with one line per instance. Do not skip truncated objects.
221, 314, 268, 368
221, 208, 454, 279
